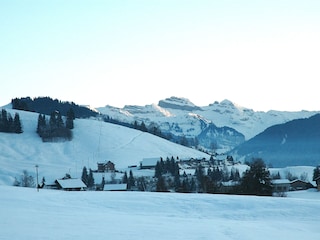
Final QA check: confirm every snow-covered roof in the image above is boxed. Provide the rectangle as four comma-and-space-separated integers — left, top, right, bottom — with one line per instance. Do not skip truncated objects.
272, 179, 291, 185
56, 178, 87, 189
104, 183, 127, 191
141, 157, 160, 167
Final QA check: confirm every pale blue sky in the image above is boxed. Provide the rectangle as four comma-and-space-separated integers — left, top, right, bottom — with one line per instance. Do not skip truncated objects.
1, 0, 319, 111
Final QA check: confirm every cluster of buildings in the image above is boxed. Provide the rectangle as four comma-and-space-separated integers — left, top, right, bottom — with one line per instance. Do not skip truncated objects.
42, 156, 320, 193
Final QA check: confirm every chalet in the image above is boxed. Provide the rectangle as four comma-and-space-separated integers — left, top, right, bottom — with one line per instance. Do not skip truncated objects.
272, 179, 291, 193
97, 161, 115, 172
103, 183, 127, 191
290, 179, 313, 191
55, 178, 86, 191
315, 176, 320, 191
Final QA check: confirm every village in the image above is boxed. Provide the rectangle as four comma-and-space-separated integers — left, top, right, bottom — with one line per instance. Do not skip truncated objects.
40, 155, 320, 195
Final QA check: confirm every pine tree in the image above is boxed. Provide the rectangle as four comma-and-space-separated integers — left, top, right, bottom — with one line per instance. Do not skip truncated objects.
49, 111, 57, 130
140, 121, 148, 132
1, 109, 9, 132
81, 166, 88, 186
66, 108, 74, 129
128, 170, 135, 190
122, 172, 128, 184
156, 175, 167, 192
240, 158, 272, 196
87, 168, 95, 188
13, 113, 22, 133
195, 164, 205, 192
155, 161, 163, 178
313, 166, 320, 181
174, 163, 181, 192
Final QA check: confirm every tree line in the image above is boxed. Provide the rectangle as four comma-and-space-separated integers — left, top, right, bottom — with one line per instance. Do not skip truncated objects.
0, 109, 22, 133
140, 158, 273, 196
37, 109, 74, 142
12, 97, 98, 118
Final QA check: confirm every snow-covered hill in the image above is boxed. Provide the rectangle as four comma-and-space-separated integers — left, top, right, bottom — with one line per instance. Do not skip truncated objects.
98, 96, 319, 151
0, 107, 210, 185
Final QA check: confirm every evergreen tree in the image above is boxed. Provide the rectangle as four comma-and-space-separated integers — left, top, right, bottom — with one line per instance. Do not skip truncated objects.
140, 121, 148, 132
56, 112, 64, 128
7, 114, 13, 132
37, 114, 46, 134
156, 175, 167, 192
122, 172, 128, 184
133, 121, 138, 130
154, 161, 162, 178
240, 158, 272, 196
81, 166, 88, 186
49, 111, 57, 130
195, 164, 205, 192
99, 177, 105, 190
13, 113, 22, 133
313, 166, 320, 181
87, 168, 95, 188
1, 109, 9, 132
180, 178, 190, 193
128, 170, 135, 190
66, 108, 74, 129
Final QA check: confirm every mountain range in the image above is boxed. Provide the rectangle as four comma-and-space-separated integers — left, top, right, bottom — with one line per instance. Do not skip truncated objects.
98, 96, 319, 151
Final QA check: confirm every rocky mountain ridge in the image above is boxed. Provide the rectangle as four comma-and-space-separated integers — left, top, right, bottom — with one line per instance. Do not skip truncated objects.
98, 96, 319, 152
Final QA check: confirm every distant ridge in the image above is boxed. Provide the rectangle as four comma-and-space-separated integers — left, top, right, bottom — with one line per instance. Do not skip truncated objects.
230, 114, 320, 167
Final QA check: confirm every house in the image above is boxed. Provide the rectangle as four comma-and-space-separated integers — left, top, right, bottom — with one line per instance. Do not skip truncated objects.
272, 179, 291, 193
97, 161, 115, 172
290, 179, 313, 191
55, 178, 87, 191
315, 176, 320, 191
219, 181, 240, 193
140, 157, 160, 169
103, 183, 127, 191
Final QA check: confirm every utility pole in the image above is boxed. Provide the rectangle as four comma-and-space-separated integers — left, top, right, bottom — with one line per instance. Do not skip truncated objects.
35, 165, 39, 192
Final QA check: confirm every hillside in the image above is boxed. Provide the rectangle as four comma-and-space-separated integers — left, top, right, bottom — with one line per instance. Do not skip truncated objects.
231, 114, 320, 167
0, 107, 209, 185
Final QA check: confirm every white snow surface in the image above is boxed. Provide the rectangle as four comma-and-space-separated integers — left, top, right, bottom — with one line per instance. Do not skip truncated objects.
1, 185, 320, 240
0, 108, 209, 185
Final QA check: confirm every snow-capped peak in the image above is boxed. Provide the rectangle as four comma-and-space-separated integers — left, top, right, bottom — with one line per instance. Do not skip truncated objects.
158, 96, 202, 111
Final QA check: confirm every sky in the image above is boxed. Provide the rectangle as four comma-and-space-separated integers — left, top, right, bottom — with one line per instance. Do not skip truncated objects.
1, 0, 319, 111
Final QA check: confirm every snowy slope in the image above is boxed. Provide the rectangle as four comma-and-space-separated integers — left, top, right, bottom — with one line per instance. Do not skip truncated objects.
0, 108, 210, 185
1, 185, 320, 240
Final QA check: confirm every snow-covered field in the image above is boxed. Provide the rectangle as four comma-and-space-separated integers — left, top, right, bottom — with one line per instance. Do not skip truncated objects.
1, 185, 319, 240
